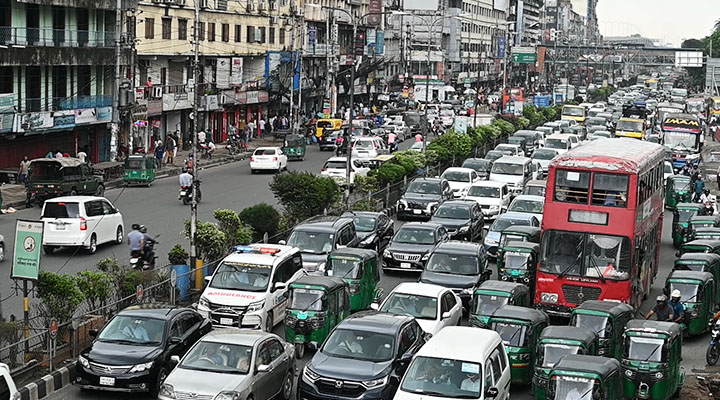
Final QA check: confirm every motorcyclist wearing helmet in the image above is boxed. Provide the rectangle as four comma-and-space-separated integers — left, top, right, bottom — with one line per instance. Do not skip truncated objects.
646, 295, 673, 322
139, 225, 156, 265
127, 223, 145, 259
668, 289, 685, 324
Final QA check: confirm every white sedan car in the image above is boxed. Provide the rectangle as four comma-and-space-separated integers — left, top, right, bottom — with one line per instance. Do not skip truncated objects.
375, 282, 462, 335
441, 167, 479, 198
250, 147, 288, 174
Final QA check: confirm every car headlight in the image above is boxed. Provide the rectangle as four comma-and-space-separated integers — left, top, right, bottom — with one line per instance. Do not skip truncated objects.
625, 369, 634, 378
383, 249, 392, 258
540, 292, 559, 304
315, 262, 326, 273
303, 366, 320, 382
362, 375, 389, 389
198, 297, 210, 309
159, 383, 176, 399
689, 309, 699, 318
129, 361, 153, 373
458, 226, 470, 233
519, 353, 530, 361
489, 205, 500, 211
78, 355, 89, 368
213, 391, 242, 400
461, 288, 472, 295
427, 202, 438, 212
397, 199, 407, 210
247, 300, 265, 313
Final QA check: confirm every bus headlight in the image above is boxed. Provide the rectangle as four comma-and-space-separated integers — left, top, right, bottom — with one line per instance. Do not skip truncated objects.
540, 292, 558, 304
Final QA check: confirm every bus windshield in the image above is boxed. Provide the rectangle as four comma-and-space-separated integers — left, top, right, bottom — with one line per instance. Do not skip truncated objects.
539, 231, 631, 280
664, 132, 697, 151
563, 107, 584, 117
617, 120, 643, 132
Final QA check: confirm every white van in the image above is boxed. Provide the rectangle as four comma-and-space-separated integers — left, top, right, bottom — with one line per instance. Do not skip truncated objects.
394, 326, 510, 400
544, 134, 572, 155
489, 156, 533, 194
197, 244, 306, 332
0, 363, 17, 399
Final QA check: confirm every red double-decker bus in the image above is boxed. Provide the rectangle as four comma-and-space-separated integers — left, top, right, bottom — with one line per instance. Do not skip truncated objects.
535, 138, 665, 316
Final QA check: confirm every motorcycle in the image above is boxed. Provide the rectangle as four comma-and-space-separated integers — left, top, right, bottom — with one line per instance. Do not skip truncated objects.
704, 194, 718, 215
226, 134, 243, 155
130, 236, 159, 270
707, 320, 720, 365
334, 137, 347, 156
179, 181, 202, 205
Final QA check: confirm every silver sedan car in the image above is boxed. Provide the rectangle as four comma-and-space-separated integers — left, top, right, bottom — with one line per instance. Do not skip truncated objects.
159, 329, 295, 400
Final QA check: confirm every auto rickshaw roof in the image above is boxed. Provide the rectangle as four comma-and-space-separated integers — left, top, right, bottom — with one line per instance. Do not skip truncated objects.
552, 355, 621, 379
476, 280, 530, 295
30, 157, 85, 167
682, 239, 720, 249
676, 202, 703, 210
284, 133, 304, 141
690, 215, 720, 224
290, 275, 348, 291
666, 269, 714, 283
540, 326, 597, 344
677, 253, 720, 264
692, 227, 720, 235
328, 247, 378, 261
574, 300, 635, 316
502, 241, 539, 252
668, 175, 691, 183
490, 305, 548, 325
625, 319, 683, 338
500, 226, 541, 237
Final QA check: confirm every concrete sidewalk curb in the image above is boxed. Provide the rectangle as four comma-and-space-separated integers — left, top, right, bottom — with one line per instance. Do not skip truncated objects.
17, 362, 76, 400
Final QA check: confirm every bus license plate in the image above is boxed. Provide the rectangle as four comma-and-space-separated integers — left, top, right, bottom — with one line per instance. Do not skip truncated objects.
401, 263, 411, 269
413, 210, 422, 215
99, 377, 115, 386
220, 318, 234, 326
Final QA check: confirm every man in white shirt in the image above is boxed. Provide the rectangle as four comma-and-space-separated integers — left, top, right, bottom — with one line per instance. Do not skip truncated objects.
76, 150, 87, 163
259, 118, 266, 137
460, 373, 480, 392
179, 168, 193, 188
197, 130, 206, 144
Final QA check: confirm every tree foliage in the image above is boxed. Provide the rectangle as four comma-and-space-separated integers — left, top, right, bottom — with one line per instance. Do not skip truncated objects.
213, 209, 253, 251
75, 270, 112, 312
37, 271, 85, 324
269, 171, 341, 223
239, 203, 282, 242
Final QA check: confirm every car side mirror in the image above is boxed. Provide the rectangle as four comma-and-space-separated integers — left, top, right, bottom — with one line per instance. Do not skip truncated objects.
370, 303, 379, 310
399, 352, 413, 364
442, 311, 452, 319
169, 337, 182, 344
278, 240, 287, 245
273, 281, 286, 292
89, 329, 98, 338
170, 355, 180, 367
486, 387, 499, 399
675, 251, 681, 258
204, 276, 211, 285
257, 364, 271, 373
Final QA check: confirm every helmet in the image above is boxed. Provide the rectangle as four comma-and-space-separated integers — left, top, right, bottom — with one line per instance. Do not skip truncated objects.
132, 223, 140, 230
139, 225, 147, 234
671, 289, 681, 299
656, 295, 667, 302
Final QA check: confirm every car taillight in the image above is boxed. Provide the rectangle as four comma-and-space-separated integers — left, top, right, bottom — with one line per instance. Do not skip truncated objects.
322, 167, 327, 171
80, 217, 87, 231
273, 156, 278, 161
250, 156, 255, 162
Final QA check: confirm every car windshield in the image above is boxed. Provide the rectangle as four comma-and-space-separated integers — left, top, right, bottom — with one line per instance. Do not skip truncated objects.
29, 162, 62, 181
468, 185, 500, 197
400, 356, 482, 398
394, 227, 436, 245
472, 294, 509, 315
353, 140, 375, 150
462, 160, 490, 171
524, 185, 545, 197
97, 315, 164, 344
42, 202, 81, 218
672, 179, 692, 191
617, 120, 643, 132
571, 314, 610, 339
496, 145, 517, 154
492, 322, 527, 347
533, 150, 556, 160
545, 139, 568, 150
485, 151, 504, 161
668, 282, 700, 303
491, 218, 528, 233
677, 208, 699, 222
327, 257, 361, 279
322, 329, 395, 362
381, 292, 438, 319
509, 199, 544, 214
180, 341, 252, 374
352, 216, 376, 232
407, 181, 441, 195
434, 205, 470, 219
553, 377, 596, 400
209, 261, 272, 292
289, 288, 324, 311
442, 171, 470, 182
286, 231, 334, 254
539, 231, 631, 281
626, 336, 664, 362
491, 162, 524, 175
540, 344, 581, 368
504, 251, 531, 269
426, 253, 479, 275
587, 118, 606, 126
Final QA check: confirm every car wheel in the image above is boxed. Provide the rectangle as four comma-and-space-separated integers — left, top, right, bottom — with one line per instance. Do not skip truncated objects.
95, 185, 105, 197
115, 226, 123, 245
0, 243, 4, 263
251, 169, 256, 174
86, 234, 97, 254
43, 245, 56, 254
152, 368, 168, 397
280, 368, 293, 400
265, 311, 274, 332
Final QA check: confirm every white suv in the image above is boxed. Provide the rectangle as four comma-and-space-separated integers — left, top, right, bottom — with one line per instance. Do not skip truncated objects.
320, 156, 370, 186
197, 244, 306, 332
41, 196, 124, 254
463, 181, 511, 219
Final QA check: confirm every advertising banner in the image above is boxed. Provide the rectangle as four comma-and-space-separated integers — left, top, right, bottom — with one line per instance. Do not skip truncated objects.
12, 219, 43, 280
367, 0, 382, 25
75, 108, 98, 124
231, 57, 243, 87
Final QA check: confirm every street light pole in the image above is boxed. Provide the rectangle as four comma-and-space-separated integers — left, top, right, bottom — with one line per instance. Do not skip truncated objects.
345, 20, 357, 210
190, 0, 200, 281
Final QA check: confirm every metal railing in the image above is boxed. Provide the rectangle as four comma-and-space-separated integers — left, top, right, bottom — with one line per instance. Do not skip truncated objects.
21, 95, 113, 113
0, 27, 116, 48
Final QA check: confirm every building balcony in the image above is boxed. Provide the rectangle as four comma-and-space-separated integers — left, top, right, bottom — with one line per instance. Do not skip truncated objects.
22, 95, 113, 113
0, 27, 116, 48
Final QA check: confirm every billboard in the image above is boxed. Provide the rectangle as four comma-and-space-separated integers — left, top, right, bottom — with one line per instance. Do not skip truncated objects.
675, 51, 703, 68
12, 219, 44, 281
404, 0, 439, 10
493, 0, 508, 11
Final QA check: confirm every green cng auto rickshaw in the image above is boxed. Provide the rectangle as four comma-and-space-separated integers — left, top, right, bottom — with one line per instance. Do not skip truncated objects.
672, 203, 706, 247
688, 214, 720, 239
621, 320, 684, 400
548, 355, 622, 400
497, 241, 539, 290
570, 300, 635, 360
664, 270, 717, 335
285, 276, 351, 358
325, 248, 380, 312
534, 326, 599, 400
691, 227, 720, 241
677, 239, 720, 257
282, 133, 307, 161
470, 281, 531, 328
665, 175, 692, 209
498, 226, 541, 249
123, 153, 156, 186
489, 305, 549, 385
673, 253, 720, 300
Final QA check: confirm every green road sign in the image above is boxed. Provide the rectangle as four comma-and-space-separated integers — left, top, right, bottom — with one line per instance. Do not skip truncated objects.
512, 53, 537, 63
12, 219, 44, 280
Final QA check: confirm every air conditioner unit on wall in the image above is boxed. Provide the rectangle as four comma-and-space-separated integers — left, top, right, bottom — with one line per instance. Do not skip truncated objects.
270, 16, 279, 25
270, 1, 277, 10
199, 0, 209, 8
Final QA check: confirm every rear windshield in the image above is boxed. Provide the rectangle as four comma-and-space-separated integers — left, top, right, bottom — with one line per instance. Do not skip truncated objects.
29, 163, 62, 180
254, 149, 276, 155
324, 160, 347, 170
42, 202, 81, 218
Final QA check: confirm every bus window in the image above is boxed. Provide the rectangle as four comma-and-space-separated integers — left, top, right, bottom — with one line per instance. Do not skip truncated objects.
591, 173, 629, 207
554, 169, 590, 204
540, 230, 631, 280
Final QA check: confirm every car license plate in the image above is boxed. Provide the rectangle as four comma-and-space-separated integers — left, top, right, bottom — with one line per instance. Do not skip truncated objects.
413, 209, 422, 215
99, 377, 115, 386
401, 263, 411, 269
220, 318, 234, 326
56, 224, 65, 230
179, 191, 186, 196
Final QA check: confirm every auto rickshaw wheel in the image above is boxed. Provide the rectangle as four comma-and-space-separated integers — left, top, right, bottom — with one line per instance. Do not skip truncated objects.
295, 342, 306, 359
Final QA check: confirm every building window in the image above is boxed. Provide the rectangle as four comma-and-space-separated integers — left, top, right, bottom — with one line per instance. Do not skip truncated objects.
259, 27, 265, 43
198, 22, 205, 40
179, 19, 188, 40
269, 27, 275, 44
279, 28, 285, 44
247, 25, 254, 43
208, 22, 215, 41
222, 23, 229, 42
0, 67, 13, 94
235, 24, 242, 42
162, 18, 171, 40
145, 17, 154, 39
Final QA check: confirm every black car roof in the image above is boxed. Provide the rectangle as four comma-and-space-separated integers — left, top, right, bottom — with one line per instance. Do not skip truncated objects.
433, 240, 482, 253
501, 226, 541, 235
337, 311, 412, 334
291, 275, 348, 290
667, 270, 714, 283
490, 305, 548, 324
120, 303, 187, 319
297, 216, 353, 232
329, 247, 378, 260
477, 280, 530, 294
540, 326, 597, 343
574, 300, 634, 316
401, 222, 442, 230
553, 355, 620, 378
625, 319, 683, 337
677, 253, 720, 263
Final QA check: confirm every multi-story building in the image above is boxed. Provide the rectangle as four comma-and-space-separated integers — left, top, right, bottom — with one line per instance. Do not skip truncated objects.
544, 0, 585, 44
509, 0, 541, 45
459, 0, 507, 88
0, 0, 132, 168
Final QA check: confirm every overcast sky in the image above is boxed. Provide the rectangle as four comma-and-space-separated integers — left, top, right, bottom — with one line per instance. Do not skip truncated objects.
594, 0, 720, 47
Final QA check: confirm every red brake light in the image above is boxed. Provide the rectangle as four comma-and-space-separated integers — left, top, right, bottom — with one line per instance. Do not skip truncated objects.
80, 217, 87, 231
57, 202, 65, 206
250, 156, 255, 162
273, 156, 278, 161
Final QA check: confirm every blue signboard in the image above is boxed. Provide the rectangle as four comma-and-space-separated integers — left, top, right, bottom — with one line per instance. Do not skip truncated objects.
376, 31, 385, 54
496, 36, 506, 59
308, 26, 316, 46
534, 95, 551, 107
265, 51, 300, 91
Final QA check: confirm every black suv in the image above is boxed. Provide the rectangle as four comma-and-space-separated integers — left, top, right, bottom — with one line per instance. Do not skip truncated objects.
76, 304, 212, 396
397, 177, 453, 221
430, 199, 485, 241
420, 241, 491, 308
341, 211, 394, 253
284, 215, 359, 273
383, 222, 449, 272
298, 311, 427, 400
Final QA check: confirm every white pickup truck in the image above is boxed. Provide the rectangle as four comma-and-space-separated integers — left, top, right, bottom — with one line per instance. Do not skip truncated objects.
0, 363, 18, 399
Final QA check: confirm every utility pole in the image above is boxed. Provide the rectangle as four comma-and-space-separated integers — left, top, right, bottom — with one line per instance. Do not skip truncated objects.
346, 20, 357, 210
289, 12, 296, 127
190, 0, 200, 282
111, 0, 123, 162
325, 11, 331, 109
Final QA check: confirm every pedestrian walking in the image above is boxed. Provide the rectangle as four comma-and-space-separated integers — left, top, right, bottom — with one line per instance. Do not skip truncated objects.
282, 116, 289, 129
259, 117, 266, 138
18, 155, 30, 185
165, 135, 176, 166
155, 141, 165, 168
694, 176, 705, 202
